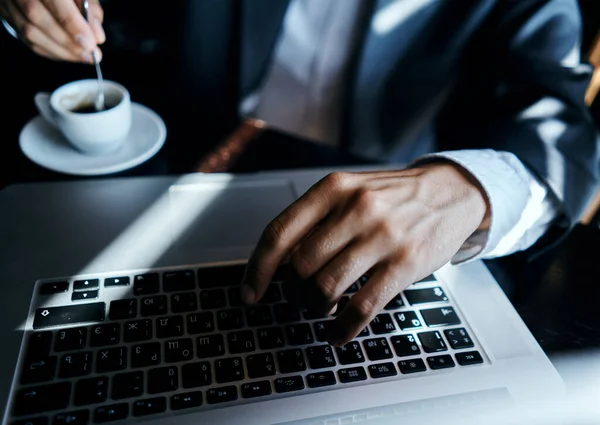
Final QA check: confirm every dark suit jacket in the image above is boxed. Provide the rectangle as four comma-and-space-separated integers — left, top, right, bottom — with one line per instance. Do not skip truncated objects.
238, 0, 599, 245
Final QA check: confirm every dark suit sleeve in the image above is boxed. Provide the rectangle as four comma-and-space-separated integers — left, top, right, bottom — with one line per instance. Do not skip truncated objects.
437, 0, 600, 248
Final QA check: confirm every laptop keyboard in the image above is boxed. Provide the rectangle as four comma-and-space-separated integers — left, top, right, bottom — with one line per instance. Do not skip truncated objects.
5, 263, 487, 425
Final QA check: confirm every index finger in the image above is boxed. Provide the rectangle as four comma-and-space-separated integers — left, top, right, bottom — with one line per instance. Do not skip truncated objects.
42, 0, 96, 50
241, 172, 350, 304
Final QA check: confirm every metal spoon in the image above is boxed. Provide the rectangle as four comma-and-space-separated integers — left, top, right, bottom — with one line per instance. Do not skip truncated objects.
82, 0, 105, 111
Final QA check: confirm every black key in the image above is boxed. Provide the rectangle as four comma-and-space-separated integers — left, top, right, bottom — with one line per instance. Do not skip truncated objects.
93, 404, 128, 423
370, 314, 396, 334
55, 327, 87, 352
108, 299, 137, 320
368, 362, 398, 378
313, 320, 333, 342
13, 382, 71, 416
241, 381, 272, 398
259, 284, 282, 304
418, 331, 448, 353
246, 305, 273, 327
53, 410, 89, 425
74, 376, 108, 406
272, 264, 291, 282
336, 342, 365, 365
187, 312, 215, 334
227, 287, 244, 307
273, 303, 301, 323
391, 334, 421, 357
73, 279, 99, 291
384, 293, 405, 310
134, 273, 159, 295
171, 292, 198, 313
358, 327, 370, 337
59, 352, 92, 378
171, 391, 203, 410
246, 353, 276, 378
334, 296, 349, 317
206, 386, 238, 404
215, 357, 245, 383
163, 270, 195, 292
182, 361, 212, 388
302, 309, 328, 320
132, 397, 166, 417
198, 265, 246, 288
277, 349, 306, 373
216, 309, 244, 330
257, 327, 286, 350
338, 366, 367, 383
307, 371, 336, 388
427, 354, 455, 370
90, 323, 120, 347
14, 416, 43, 425
404, 287, 448, 305
21, 356, 57, 384
274, 376, 304, 393
196, 334, 225, 358
104, 276, 129, 287
156, 315, 184, 338
306, 345, 336, 369
394, 311, 422, 330
417, 274, 436, 283
72, 290, 98, 301
34, 304, 104, 330
26, 332, 53, 359
420, 307, 460, 327
112, 371, 143, 400
200, 289, 226, 310
96, 347, 127, 373
40, 281, 69, 295
344, 282, 359, 294
277, 348, 307, 374
165, 338, 194, 363
363, 338, 393, 361
148, 366, 178, 394
131, 343, 161, 370
444, 328, 474, 349
285, 323, 314, 346
228, 330, 256, 353
398, 358, 427, 374
455, 350, 483, 366
141, 296, 167, 317
123, 319, 152, 342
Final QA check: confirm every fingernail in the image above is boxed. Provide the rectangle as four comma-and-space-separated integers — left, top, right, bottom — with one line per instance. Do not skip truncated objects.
76, 33, 95, 51
327, 305, 338, 316
81, 51, 92, 62
93, 47, 103, 62
329, 339, 343, 348
241, 284, 256, 304
92, 18, 106, 43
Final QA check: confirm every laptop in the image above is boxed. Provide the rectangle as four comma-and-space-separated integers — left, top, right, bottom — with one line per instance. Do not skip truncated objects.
0, 167, 566, 425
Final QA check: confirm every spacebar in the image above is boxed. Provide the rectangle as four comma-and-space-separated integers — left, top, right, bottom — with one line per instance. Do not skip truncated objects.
33, 303, 105, 329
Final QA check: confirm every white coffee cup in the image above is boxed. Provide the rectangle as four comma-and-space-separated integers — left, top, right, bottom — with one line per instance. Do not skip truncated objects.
34, 80, 132, 155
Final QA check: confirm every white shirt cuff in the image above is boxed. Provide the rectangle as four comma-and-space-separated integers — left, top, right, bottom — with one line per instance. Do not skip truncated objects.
412, 149, 560, 263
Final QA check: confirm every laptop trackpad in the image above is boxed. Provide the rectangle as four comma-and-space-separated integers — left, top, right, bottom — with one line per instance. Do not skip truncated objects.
169, 179, 297, 254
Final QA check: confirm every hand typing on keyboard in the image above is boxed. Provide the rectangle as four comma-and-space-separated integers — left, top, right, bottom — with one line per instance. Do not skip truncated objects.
241, 164, 489, 345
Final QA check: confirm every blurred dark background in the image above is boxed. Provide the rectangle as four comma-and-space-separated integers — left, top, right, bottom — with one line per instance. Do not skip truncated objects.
1, 0, 599, 189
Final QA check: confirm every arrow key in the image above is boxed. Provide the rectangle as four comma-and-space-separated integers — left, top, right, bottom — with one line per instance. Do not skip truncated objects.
20, 356, 57, 384
170, 391, 203, 410
72, 290, 98, 302
241, 380, 272, 398
53, 410, 89, 425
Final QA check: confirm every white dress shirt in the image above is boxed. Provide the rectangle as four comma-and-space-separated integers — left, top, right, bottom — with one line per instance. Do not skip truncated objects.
243, 0, 561, 262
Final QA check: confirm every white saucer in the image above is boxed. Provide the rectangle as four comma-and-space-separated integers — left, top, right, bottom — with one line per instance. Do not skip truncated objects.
19, 103, 167, 176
